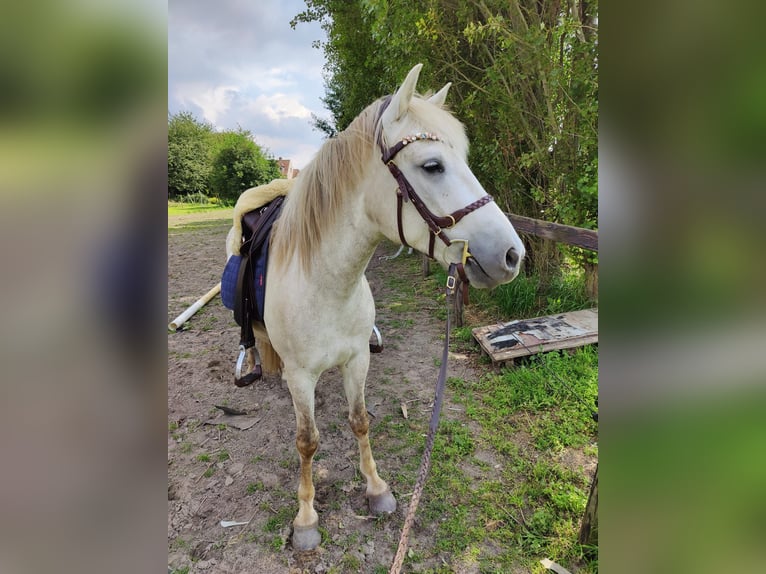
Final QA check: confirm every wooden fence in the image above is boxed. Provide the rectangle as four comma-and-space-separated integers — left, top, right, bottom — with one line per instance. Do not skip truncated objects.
433, 214, 598, 327
506, 213, 598, 252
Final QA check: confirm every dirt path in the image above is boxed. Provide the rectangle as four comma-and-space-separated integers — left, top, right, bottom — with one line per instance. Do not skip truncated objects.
168, 220, 485, 573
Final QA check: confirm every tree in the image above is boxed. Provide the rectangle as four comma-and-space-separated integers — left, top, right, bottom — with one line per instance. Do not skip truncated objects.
167, 111, 214, 197
168, 112, 281, 201
208, 129, 282, 202
292, 0, 598, 283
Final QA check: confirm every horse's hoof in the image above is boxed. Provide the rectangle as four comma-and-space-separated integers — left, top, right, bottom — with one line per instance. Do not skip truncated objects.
292, 524, 321, 551
369, 489, 397, 515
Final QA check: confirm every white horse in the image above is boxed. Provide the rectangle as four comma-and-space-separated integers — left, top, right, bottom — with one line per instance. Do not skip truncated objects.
228, 63, 525, 550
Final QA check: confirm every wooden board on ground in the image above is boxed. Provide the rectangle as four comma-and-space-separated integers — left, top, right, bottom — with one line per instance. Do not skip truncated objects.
472, 308, 598, 363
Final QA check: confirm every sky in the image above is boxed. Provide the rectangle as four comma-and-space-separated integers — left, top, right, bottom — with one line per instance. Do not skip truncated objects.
168, 0, 328, 169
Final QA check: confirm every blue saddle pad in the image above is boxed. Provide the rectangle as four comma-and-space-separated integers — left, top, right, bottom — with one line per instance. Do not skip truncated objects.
221, 247, 269, 322
221, 255, 242, 311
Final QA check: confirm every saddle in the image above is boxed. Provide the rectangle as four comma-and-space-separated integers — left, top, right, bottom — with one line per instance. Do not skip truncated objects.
221, 195, 286, 386
221, 192, 385, 388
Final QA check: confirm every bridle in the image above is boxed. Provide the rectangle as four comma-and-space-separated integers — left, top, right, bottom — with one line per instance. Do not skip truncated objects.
377, 104, 495, 302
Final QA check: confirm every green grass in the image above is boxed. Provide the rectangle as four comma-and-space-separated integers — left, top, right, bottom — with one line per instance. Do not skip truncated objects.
168, 200, 231, 216
407, 348, 598, 572
377, 248, 598, 572
263, 505, 295, 534
247, 481, 265, 494
431, 262, 593, 320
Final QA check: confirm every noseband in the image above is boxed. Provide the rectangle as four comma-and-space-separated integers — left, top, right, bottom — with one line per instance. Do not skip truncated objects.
378, 117, 494, 297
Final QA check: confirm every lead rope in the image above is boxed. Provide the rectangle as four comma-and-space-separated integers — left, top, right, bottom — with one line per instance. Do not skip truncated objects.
388, 263, 460, 574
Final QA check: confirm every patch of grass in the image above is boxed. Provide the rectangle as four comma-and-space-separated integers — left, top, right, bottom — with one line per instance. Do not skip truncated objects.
340, 553, 362, 571
263, 505, 294, 533
217, 450, 230, 462
196, 453, 211, 463
169, 567, 190, 574
270, 535, 284, 551
401, 348, 598, 572
371, 240, 598, 571
203, 467, 216, 478
430, 263, 593, 320
168, 200, 230, 214
452, 326, 474, 342
246, 481, 264, 494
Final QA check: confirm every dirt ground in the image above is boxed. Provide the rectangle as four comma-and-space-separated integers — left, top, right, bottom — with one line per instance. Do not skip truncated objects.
167, 217, 510, 573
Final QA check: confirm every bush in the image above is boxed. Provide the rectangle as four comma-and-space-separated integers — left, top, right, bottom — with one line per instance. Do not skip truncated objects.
208, 129, 282, 202
168, 112, 282, 201
167, 111, 214, 197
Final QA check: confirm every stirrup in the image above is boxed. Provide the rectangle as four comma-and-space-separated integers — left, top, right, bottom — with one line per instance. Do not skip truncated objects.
369, 325, 384, 353
235, 345, 262, 387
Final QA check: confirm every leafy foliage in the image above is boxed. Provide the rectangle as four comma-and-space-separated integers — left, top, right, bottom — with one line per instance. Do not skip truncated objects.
208, 129, 282, 202
167, 112, 282, 200
292, 0, 598, 278
167, 111, 214, 197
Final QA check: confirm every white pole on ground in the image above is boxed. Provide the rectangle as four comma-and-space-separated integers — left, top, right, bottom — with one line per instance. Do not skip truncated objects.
168, 282, 222, 332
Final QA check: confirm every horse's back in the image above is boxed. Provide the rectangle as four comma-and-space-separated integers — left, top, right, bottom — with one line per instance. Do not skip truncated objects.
226, 179, 294, 256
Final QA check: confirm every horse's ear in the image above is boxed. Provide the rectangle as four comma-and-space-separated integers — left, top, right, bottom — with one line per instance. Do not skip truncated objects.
428, 83, 451, 107
382, 63, 423, 125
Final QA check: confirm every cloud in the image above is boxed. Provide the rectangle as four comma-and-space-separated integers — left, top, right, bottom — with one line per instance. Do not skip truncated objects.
256, 135, 321, 169
248, 93, 312, 122
169, 0, 328, 169
174, 84, 240, 126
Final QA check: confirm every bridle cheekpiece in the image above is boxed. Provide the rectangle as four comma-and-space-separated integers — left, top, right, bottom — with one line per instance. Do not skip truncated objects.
378, 121, 495, 301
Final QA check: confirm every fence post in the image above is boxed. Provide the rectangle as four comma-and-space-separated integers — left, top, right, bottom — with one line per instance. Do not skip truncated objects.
421, 253, 431, 277
584, 262, 598, 300
578, 464, 598, 548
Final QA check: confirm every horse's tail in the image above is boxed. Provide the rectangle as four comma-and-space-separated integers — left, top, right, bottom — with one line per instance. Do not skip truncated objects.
256, 336, 282, 375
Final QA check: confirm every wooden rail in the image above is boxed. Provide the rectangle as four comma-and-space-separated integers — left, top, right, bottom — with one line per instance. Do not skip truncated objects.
424, 213, 599, 326
506, 213, 598, 252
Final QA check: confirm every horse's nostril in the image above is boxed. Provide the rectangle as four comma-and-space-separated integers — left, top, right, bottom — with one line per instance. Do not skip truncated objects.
506, 247, 520, 269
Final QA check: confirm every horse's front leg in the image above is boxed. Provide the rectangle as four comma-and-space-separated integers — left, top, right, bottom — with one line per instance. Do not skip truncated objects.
342, 353, 397, 515
286, 371, 322, 551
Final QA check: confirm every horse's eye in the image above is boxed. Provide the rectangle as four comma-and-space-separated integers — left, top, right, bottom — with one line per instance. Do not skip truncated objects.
422, 160, 444, 174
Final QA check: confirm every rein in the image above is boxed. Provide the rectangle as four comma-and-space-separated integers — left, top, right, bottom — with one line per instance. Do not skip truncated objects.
388, 264, 461, 574
378, 114, 493, 572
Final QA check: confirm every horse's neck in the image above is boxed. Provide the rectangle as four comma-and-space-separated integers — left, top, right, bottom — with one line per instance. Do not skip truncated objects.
305, 185, 381, 294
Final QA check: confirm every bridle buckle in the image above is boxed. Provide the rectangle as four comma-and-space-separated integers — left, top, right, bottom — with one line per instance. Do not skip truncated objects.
450, 238, 472, 266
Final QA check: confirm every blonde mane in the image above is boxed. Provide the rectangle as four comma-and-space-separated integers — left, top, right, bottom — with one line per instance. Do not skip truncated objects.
270, 99, 384, 272
270, 93, 468, 273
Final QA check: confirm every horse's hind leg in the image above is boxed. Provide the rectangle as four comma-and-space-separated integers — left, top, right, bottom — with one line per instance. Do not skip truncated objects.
286, 372, 322, 551
342, 354, 396, 515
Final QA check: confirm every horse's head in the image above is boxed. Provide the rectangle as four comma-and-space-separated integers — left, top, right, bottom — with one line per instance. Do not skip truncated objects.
375, 64, 525, 289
